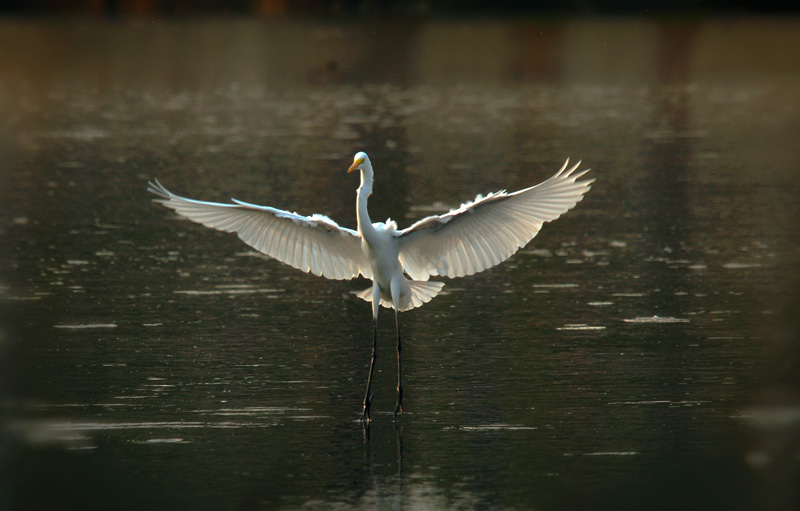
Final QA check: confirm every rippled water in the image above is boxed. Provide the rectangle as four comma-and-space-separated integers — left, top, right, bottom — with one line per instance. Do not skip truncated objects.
2, 17, 799, 511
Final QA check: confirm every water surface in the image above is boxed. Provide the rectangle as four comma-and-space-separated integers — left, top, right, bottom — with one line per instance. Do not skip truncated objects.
2, 17, 799, 511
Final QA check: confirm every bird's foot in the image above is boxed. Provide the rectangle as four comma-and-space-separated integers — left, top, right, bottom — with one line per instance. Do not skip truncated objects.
360, 392, 373, 424
393, 387, 403, 418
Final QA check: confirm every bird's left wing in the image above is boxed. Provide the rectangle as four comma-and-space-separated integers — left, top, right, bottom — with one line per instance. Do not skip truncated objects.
397, 160, 593, 280
148, 179, 369, 280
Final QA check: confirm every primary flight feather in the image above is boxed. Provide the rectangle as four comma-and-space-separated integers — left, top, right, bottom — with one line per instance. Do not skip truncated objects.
148, 152, 593, 423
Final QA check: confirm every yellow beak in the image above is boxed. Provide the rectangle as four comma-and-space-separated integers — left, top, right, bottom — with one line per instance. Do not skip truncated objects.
348, 158, 364, 173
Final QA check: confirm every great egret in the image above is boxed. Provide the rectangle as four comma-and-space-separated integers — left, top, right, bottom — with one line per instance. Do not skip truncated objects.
148, 152, 593, 423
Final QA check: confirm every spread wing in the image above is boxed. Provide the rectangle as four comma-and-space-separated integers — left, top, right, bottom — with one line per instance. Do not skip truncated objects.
148, 179, 369, 280
397, 159, 593, 280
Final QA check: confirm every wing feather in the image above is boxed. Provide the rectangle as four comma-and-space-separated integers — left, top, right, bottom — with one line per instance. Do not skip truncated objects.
397, 159, 593, 280
147, 179, 368, 280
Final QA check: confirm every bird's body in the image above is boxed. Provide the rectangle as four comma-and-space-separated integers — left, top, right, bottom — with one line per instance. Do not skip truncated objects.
148, 152, 593, 423
361, 223, 406, 307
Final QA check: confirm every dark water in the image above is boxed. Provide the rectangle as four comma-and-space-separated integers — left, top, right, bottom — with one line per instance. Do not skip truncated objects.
2, 17, 799, 511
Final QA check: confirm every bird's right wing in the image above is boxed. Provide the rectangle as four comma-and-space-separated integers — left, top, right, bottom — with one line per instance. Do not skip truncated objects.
397, 160, 593, 280
148, 179, 369, 280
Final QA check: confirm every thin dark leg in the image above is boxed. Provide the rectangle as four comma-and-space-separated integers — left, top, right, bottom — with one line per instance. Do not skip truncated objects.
393, 309, 403, 418
361, 318, 378, 424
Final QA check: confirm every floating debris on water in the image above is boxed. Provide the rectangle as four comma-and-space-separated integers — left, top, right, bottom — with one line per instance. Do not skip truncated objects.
13, 420, 205, 433
174, 286, 282, 296
623, 316, 689, 324
234, 251, 270, 259
54, 323, 118, 329
608, 400, 708, 406
524, 248, 554, 257
723, 262, 762, 269
460, 424, 537, 431
582, 250, 609, 257
557, 324, 606, 331
133, 438, 190, 444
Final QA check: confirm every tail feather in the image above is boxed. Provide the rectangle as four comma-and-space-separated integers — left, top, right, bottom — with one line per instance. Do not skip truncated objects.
404, 280, 445, 311
355, 287, 373, 303
354, 281, 445, 311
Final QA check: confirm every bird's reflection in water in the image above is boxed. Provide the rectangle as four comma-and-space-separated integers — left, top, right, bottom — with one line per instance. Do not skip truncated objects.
362, 421, 404, 510
353, 420, 492, 510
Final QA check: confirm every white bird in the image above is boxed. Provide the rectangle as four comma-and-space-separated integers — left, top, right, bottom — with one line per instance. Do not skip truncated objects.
148, 152, 593, 423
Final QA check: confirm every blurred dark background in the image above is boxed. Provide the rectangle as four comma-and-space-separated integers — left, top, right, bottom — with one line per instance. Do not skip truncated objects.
1, 0, 796, 17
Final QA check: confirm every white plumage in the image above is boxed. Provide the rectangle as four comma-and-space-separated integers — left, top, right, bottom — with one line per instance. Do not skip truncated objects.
148, 152, 593, 423
397, 159, 592, 280
146, 183, 369, 281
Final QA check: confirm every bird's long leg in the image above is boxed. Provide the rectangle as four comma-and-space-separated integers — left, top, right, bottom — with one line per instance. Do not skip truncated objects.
361, 284, 381, 424
361, 318, 377, 424
393, 306, 403, 418
390, 278, 403, 418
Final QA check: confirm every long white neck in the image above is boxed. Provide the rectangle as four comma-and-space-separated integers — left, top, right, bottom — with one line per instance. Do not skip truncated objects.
356, 164, 376, 238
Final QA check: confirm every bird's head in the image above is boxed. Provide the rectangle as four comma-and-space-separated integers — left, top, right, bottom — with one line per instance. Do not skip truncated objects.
348, 151, 374, 195
347, 152, 370, 174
